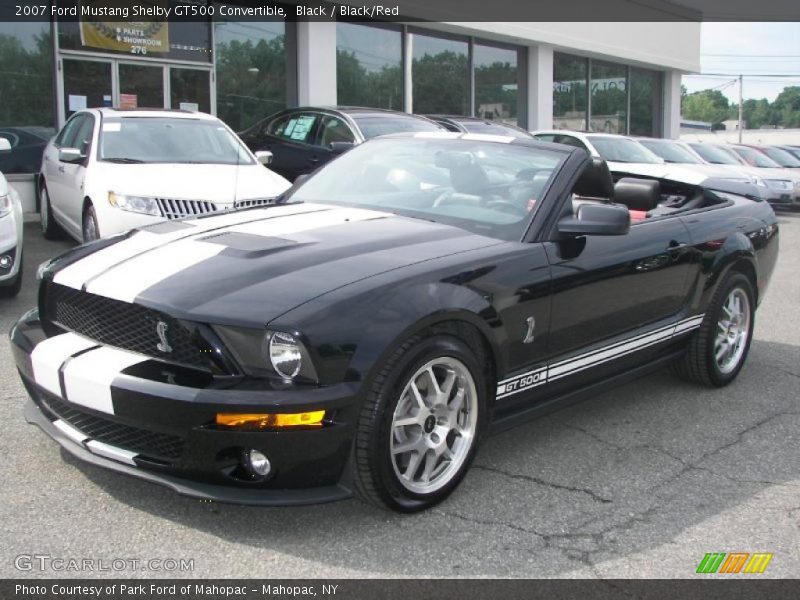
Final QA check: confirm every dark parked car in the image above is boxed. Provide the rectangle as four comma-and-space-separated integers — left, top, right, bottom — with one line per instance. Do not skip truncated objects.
238, 107, 445, 181
0, 126, 55, 175
424, 115, 532, 138
14, 134, 778, 512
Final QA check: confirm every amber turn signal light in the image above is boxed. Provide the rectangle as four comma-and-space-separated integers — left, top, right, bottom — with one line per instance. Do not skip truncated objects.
216, 411, 325, 430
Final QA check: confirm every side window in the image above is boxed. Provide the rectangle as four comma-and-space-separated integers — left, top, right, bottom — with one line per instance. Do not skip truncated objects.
315, 115, 356, 148
534, 134, 557, 142
276, 113, 318, 144
55, 115, 84, 148
267, 113, 293, 137
73, 115, 95, 155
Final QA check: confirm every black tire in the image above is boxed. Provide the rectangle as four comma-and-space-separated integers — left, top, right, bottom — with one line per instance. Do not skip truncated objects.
0, 253, 22, 298
82, 204, 100, 243
353, 331, 489, 512
672, 272, 755, 387
39, 182, 63, 240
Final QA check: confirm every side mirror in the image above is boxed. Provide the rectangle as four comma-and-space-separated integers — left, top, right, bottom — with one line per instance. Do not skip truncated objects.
0, 137, 10, 153
59, 147, 85, 163
558, 203, 630, 237
329, 141, 354, 155
255, 150, 273, 166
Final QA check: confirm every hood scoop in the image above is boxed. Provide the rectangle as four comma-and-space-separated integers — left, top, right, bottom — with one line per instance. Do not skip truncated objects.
200, 232, 302, 258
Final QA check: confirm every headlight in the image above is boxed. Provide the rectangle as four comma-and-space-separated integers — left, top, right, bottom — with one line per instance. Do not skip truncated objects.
213, 325, 319, 382
108, 192, 161, 216
0, 194, 10, 218
749, 176, 767, 187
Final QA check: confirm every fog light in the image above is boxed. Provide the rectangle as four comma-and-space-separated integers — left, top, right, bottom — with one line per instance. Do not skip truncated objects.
0, 255, 11, 269
216, 411, 325, 430
245, 449, 271, 477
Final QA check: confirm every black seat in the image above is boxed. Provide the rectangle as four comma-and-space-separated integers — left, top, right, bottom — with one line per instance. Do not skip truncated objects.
614, 178, 661, 211
573, 158, 614, 199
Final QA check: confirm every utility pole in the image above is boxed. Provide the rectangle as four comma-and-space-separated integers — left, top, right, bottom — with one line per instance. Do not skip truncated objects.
738, 74, 743, 143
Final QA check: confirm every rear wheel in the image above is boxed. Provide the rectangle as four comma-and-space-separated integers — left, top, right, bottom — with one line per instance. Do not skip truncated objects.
353, 333, 487, 512
672, 272, 755, 387
40, 183, 63, 240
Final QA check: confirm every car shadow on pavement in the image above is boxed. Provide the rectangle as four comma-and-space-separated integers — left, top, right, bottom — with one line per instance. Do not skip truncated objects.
64, 337, 800, 577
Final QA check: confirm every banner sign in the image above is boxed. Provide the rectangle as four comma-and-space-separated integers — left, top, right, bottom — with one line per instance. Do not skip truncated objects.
80, 1, 170, 55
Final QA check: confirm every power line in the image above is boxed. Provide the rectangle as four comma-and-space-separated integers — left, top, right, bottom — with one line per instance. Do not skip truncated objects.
701, 53, 800, 57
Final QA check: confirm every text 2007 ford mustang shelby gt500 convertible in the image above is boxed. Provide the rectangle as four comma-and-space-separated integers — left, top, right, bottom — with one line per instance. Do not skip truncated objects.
11, 134, 778, 512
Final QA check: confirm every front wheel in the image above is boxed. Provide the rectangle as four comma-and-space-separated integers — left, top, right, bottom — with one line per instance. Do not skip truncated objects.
354, 334, 487, 512
672, 272, 755, 387
40, 183, 63, 240
82, 204, 100, 243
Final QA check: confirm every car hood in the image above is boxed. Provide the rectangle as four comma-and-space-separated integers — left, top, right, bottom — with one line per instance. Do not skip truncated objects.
51, 202, 502, 327
94, 162, 291, 205
606, 161, 749, 185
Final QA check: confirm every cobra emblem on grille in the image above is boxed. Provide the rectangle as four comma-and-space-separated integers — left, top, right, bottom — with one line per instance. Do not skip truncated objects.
156, 321, 173, 354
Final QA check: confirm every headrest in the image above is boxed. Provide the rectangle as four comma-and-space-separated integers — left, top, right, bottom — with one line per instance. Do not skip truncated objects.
614, 177, 661, 211
572, 158, 614, 199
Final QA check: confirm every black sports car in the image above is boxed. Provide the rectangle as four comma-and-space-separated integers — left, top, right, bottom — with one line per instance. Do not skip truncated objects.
238, 106, 445, 181
12, 134, 779, 512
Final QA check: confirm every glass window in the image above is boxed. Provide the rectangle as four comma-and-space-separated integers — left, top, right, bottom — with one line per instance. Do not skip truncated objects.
688, 143, 742, 165
639, 140, 702, 164
412, 34, 469, 115
215, 16, 288, 131
119, 64, 164, 109
337, 23, 403, 110
63, 60, 112, 118
316, 115, 356, 147
761, 146, 800, 168
587, 135, 662, 164
0, 22, 56, 174
55, 115, 85, 149
277, 114, 318, 143
351, 113, 442, 139
289, 137, 566, 241
99, 117, 253, 165
553, 53, 588, 131
729, 146, 781, 168
629, 68, 662, 137
170, 68, 210, 113
474, 44, 519, 125
73, 114, 96, 155
590, 61, 627, 134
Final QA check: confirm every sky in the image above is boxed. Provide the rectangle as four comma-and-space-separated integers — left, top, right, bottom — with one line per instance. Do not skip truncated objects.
682, 22, 800, 103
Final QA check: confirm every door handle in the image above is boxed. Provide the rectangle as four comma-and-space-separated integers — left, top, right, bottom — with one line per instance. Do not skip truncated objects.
667, 240, 687, 251
58, 166, 65, 174
309, 156, 319, 164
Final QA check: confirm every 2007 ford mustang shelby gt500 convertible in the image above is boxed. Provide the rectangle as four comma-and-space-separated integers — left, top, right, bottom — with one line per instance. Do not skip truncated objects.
12, 134, 778, 512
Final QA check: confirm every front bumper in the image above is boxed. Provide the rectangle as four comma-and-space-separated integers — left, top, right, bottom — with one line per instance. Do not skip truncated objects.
11, 310, 358, 506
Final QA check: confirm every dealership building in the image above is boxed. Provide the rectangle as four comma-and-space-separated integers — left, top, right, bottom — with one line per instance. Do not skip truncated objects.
0, 5, 700, 212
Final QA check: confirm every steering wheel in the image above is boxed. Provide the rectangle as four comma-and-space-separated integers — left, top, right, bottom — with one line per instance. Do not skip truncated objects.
485, 199, 528, 218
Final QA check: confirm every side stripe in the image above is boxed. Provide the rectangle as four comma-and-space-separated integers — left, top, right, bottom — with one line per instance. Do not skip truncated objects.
85, 440, 138, 466
496, 314, 705, 399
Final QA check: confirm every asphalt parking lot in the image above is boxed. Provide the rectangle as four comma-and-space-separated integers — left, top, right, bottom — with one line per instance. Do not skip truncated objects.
1, 211, 798, 580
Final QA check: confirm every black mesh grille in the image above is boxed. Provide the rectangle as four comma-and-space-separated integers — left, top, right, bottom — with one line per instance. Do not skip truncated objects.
40, 393, 184, 462
45, 283, 210, 371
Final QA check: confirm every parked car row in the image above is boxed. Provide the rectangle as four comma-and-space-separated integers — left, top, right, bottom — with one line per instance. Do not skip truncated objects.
531, 129, 800, 209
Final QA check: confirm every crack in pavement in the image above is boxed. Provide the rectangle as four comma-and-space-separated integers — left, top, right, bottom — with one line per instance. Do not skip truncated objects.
471, 464, 613, 504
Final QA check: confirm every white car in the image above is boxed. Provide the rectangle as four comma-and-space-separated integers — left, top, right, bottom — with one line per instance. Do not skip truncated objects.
0, 137, 24, 297
39, 109, 291, 242
531, 130, 750, 186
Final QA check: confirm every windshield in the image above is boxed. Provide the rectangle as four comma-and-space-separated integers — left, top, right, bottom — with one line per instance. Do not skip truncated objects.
99, 117, 254, 165
587, 136, 662, 164
639, 140, 702, 164
688, 143, 742, 165
461, 121, 531, 139
729, 146, 781, 168
288, 138, 566, 241
762, 146, 800, 167
352, 115, 443, 140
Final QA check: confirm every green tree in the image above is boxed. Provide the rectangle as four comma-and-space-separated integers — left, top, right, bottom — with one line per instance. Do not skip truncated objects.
772, 86, 800, 129
682, 89, 730, 127
0, 31, 54, 127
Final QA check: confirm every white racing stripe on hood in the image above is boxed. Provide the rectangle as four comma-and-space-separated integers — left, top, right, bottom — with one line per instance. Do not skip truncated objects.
62, 345, 146, 414
53, 203, 329, 291
83, 204, 392, 303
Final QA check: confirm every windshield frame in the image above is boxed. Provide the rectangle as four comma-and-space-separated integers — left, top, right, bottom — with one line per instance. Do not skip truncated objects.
762, 146, 800, 168
97, 114, 256, 166
639, 139, 703, 164
729, 145, 782, 168
688, 143, 742, 165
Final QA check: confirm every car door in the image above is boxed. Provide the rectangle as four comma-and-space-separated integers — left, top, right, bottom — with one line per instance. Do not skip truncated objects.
58, 113, 96, 236
540, 171, 695, 397
44, 114, 86, 230
258, 111, 322, 181
311, 114, 357, 166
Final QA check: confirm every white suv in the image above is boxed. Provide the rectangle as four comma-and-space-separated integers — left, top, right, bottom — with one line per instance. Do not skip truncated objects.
39, 109, 291, 242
